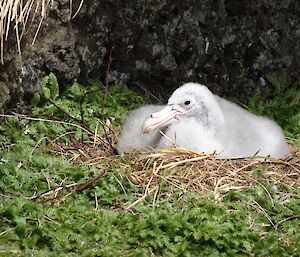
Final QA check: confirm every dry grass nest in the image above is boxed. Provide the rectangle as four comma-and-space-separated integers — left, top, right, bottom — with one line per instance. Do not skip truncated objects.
37, 128, 300, 207
10, 113, 297, 205
2, 112, 296, 206
124, 148, 300, 192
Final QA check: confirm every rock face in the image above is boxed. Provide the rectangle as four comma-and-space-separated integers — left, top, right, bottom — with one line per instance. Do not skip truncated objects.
1, 0, 300, 111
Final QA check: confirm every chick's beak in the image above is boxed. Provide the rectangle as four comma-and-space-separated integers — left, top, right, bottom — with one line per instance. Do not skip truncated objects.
142, 104, 183, 134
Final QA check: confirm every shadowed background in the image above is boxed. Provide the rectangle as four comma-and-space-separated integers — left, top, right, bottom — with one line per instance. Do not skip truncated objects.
0, 0, 299, 111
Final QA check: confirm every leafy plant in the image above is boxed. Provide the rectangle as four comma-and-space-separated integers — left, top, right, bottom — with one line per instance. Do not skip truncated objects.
246, 76, 300, 139
29, 74, 145, 148
32, 75, 143, 129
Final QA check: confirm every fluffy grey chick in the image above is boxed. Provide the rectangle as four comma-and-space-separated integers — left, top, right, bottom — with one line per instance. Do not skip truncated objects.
142, 83, 289, 158
117, 105, 166, 154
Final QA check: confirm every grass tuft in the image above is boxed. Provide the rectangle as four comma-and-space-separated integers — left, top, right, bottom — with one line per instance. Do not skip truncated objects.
0, 0, 84, 64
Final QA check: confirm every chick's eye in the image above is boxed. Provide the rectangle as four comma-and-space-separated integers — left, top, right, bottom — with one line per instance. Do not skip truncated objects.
184, 100, 191, 106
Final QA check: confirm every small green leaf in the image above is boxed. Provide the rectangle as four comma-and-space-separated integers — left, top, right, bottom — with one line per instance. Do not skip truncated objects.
31, 92, 41, 106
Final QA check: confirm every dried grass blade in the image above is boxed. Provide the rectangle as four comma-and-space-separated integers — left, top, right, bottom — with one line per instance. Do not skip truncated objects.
5, 0, 14, 40
42, 0, 46, 17
161, 155, 210, 169
71, 0, 84, 19
125, 187, 157, 210
15, 20, 22, 64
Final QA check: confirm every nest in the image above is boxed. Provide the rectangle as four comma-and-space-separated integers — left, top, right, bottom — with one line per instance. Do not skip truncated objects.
117, 147, 299, 208
32, 135, 300, 207
21, 114, 298, 207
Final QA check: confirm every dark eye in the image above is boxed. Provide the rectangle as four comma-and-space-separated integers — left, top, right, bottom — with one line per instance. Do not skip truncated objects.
184, 100, 191, 106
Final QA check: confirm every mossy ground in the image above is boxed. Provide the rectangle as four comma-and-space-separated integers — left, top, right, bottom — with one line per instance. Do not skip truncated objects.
0, 75, 299, 256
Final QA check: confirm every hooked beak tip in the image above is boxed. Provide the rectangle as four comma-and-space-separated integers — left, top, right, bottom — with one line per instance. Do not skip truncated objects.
142, 104, 183, 134
142, 126, 148, 134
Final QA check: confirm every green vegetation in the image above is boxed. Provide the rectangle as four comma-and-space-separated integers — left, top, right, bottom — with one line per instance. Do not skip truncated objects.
246, 76, 300, 145
0, 75, 299, 256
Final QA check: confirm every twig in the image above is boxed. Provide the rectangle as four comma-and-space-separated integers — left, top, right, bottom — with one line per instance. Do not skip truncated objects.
2, 113, 101, 142
125, 187, 158, 210
0, 228, 13, 236
100, 121, 117, 154
249, 199, 276, 228
160, 155, 210, 169
99, 45, 118, 154
25, 96, 108, 146
30, 170, 109, 202
102, 45, 113, 116
74, 170, 109, 191
95, 194, 99, 211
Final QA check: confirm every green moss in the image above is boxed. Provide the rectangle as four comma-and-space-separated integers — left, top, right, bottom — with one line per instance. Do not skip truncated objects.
0, 74, 299, 256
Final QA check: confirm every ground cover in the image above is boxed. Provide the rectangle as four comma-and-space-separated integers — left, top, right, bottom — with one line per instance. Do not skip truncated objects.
0, 75, 299, 256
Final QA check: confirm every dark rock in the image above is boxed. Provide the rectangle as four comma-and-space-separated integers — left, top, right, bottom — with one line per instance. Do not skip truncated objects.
1, 0, 300, 112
